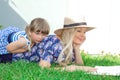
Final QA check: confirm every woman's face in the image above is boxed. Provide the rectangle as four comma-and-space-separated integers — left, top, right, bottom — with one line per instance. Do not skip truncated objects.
73, 27, 87, 45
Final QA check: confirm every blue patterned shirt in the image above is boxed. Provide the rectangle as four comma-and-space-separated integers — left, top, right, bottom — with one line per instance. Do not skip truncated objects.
12, 35, 62, 64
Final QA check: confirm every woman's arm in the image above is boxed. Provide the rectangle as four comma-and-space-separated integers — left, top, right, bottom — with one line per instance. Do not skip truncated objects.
6, 37, 28, 53
73, 44, 84, 65
61, 65, 96, 72
38, 35, 61, 68
39, 59, 51, 68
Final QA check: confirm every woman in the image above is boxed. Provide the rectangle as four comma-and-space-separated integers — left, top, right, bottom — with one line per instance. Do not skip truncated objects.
36, 16, 95, 71
53, 16, 96, 72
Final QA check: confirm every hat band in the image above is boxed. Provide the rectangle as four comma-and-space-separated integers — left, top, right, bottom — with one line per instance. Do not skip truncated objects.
64, 22, 87, 27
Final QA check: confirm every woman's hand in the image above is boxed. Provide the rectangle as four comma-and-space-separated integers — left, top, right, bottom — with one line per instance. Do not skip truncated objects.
73, 43, 84, 65
73, 43, 80, 50
39, 59, 51, 68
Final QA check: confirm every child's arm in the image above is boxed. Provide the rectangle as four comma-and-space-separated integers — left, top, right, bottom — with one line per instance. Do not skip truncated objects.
9, 48, 28, 53
6, 37, 28, 53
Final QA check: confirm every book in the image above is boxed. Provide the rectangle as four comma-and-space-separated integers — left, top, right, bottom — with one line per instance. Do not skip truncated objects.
92, 66, 120, 76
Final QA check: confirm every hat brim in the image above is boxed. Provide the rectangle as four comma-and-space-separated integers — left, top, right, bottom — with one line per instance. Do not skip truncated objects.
54, 26, 95, 36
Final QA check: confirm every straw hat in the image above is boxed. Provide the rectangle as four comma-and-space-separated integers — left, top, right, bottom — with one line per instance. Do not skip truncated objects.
54, 16, 95, 35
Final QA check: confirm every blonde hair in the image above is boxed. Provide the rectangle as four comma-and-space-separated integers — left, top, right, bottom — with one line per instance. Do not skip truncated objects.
25, 18, 50, 50
57, 28, 77, 66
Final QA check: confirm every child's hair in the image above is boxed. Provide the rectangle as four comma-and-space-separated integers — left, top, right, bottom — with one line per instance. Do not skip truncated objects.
25, 18, 50, 38
25, 17, 50, 36
25, 17, 50, 50
57, 28, 77, 66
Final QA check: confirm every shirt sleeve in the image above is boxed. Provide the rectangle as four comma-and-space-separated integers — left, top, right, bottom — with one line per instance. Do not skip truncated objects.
36, 35, 62, 64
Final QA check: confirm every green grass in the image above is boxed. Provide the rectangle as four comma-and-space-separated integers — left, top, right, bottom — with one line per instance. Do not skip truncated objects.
0, 53, 120, 80
0, 25, 3, 29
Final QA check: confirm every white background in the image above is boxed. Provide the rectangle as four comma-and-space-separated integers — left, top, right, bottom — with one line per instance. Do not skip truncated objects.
1, 0, 120, 54
67, 0, 120, 54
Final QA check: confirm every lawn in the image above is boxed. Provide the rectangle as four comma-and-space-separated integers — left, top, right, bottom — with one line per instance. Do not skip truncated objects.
0, 52, 120, 80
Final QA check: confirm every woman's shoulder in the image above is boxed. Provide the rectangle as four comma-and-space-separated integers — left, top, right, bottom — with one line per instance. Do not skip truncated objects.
46, 35, 57, 38
44, 35, 60, 42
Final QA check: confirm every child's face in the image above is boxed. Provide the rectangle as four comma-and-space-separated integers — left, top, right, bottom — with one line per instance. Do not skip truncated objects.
30, 31, 46, 43
73, 27, 87, 45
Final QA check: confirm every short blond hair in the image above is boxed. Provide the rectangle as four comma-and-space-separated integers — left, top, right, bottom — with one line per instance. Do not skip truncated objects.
25, 17, 50, 35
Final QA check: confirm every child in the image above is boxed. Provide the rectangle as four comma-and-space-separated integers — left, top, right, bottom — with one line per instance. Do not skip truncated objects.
0, 17, 50, 63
